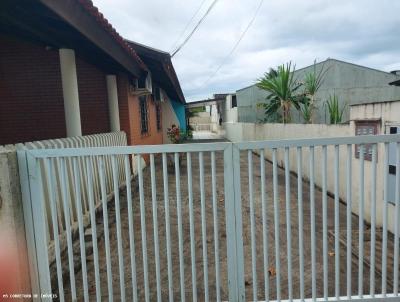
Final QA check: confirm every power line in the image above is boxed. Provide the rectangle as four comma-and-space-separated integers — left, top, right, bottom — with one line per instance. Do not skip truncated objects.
200, 0, 264, 87
170, 0, 208, 52
171, 0, 220, 57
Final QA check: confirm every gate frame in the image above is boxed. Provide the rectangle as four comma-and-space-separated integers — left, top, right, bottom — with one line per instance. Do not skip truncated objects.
18, 134, 400, 301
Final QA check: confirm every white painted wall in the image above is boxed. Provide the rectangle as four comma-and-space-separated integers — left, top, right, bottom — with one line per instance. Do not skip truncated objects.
224, 121, 399, 234
161, 99, 180, 143
224, 94, 238, 123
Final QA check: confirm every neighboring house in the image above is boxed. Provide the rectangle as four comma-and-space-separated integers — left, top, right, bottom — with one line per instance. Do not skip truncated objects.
186, 93, 238, 132
125, 40, 186, 144
236, 58, 400, 123
0, 0, 185, 147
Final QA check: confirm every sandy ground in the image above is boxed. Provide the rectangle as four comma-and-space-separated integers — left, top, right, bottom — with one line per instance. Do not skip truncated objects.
60, 145, 397, 301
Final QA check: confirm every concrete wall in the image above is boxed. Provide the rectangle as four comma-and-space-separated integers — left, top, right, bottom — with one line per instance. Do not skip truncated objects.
0, 147, 31, 296
224, 121, 399, 234
161, 99, 180, 143
224, 94, 238, 123
236, 59, 400, 124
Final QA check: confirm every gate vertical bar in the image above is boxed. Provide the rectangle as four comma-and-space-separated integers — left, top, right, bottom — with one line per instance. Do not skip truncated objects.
150, 154, 161, 302
162, 153, 174, 302
137, 155, 149, 302
382, 143, 389, 295
370, 144, 377, 297
394, 142, 400, 295
247, 150, 257, 301
309, 146, 316, 301
260, 151, 269, 301
26, 152, 52, 295
272, 148, 281, 300
334, 145, 340, 299
175, 153, 186, 302
224, 144, 245, 302
284, 147, 292, 301
322, 145, 328, 300
199, 151, 209, 302
358, 145, 365, 297
297, 147, 304, 300
346, 144, 352, 299
125, 155, 138, 302
187, 152, 197, 302
211, 151, 221, 302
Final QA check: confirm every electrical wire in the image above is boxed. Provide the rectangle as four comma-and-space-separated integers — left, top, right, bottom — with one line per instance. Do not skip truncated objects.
171, 0, 220, 57
170, 0, 208, 52
200, 0, 264, 87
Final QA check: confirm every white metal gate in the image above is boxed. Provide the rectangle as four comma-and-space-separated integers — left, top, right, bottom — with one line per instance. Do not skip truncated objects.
18, 135, 400, 301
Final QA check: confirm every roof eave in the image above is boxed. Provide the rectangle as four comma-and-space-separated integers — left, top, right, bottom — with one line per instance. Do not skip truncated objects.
39, 0, 147, 78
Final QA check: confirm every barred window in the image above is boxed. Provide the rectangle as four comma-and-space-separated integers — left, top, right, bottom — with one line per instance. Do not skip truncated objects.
139, 96, 149, 134
156, 103, 162, 131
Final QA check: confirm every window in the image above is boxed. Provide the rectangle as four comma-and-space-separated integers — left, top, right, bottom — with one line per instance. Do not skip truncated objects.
231, 95, 237, 108
355, 120, 380, 161
156, 103, 162, 131
139, 96, 149, 134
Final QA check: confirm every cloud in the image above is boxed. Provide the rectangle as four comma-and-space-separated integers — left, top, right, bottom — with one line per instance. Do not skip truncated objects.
92, 0, 400, 101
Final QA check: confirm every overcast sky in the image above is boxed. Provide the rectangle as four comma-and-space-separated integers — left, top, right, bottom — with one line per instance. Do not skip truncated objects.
92, 0, 400, 102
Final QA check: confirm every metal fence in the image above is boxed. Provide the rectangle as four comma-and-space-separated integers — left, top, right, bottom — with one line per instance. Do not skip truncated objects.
16, 131, 127, 296
19, 134, 400, 301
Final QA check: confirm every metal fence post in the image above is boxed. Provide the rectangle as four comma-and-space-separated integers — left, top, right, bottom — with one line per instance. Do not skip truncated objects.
16, 147, 40, 296
26, 151, 52, 296
224, 143, 245, 301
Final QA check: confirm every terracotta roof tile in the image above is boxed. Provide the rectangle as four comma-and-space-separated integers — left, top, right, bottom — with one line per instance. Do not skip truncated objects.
77, 0, 148, 72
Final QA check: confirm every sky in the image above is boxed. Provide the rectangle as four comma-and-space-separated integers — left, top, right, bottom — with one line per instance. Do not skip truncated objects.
92, 0, 400, 102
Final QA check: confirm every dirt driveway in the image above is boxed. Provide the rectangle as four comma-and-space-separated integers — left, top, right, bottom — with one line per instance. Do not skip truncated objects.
64, 140, 395, 301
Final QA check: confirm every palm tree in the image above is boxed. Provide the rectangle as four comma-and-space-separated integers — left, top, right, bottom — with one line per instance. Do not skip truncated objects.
256, 62, 302, 123
301, 60, 329, 123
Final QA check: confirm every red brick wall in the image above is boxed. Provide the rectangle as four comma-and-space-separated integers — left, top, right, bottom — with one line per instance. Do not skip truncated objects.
0, 34, 66, 144
76, 56, 110, 135
0, 34, 113, 145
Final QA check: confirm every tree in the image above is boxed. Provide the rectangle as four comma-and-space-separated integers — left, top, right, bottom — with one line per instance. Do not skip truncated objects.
300, 60, 329, 123
256, 62, 302, 123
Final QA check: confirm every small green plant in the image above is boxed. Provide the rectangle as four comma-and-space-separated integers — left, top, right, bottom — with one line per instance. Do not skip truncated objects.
300, 96, 313, 124
301, 60, 329, 123
325, 94, 346, 124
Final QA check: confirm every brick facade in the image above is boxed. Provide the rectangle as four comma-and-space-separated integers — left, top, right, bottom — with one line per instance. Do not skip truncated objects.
0, 34, 164, 148
76, 56, 110, 135
0, 34, 66, 144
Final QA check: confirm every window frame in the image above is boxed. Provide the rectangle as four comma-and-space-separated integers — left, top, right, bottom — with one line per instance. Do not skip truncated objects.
139, 95, 149, 135
231, 95, 237, 108
155, 102, 162, 131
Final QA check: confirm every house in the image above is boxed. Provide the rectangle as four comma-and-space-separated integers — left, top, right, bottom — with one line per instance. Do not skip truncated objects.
0, 0, 187, 295
236, 58, 400, 123
125, 40, 187, 144
0, 0, 185, 147
186, 93, 238, 132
